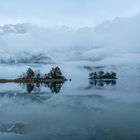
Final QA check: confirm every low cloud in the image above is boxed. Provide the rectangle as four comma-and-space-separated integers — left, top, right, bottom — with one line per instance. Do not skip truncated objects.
0, 14, 140, 65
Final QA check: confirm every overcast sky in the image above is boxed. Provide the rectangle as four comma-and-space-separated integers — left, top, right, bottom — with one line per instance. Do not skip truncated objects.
0, 0, 140, 27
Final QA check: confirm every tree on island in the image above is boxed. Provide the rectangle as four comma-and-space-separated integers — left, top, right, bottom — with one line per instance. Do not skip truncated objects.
26, 68, 35, 78
48, 67, 63, 79
111, 71, 116, 77
98, 71, 104, 77
89, 71, 117, 79
20, 67, 64, 80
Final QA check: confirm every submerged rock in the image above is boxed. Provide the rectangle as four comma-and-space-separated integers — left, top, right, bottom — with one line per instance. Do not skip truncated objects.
0, 123, 28, 134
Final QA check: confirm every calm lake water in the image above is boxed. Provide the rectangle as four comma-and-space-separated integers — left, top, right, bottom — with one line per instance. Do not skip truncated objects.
0, 64, 140, 140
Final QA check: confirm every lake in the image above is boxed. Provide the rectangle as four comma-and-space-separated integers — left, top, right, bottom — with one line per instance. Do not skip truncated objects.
0, 63, 140, 140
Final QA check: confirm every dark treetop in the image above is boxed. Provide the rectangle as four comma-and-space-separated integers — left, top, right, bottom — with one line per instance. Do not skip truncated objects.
89, 71, 117, 79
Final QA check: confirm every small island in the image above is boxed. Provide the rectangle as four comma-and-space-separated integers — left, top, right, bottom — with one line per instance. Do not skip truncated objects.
89, 71, 117, 79
0, 67, 66, 83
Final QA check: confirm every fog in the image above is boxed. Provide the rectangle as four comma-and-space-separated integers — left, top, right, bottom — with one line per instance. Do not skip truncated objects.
0, 14, 140, 65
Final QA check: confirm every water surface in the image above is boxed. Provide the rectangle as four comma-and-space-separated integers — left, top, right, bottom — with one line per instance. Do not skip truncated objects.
0, 64, 140, 140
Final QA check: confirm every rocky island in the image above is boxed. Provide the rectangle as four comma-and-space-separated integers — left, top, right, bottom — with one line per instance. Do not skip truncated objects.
0, 67, 66, 83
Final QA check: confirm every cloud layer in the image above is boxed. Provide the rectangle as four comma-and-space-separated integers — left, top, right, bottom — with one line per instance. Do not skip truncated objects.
0, 15, 140, 65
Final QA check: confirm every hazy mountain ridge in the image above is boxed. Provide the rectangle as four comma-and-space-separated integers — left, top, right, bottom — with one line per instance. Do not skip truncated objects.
0, 52, 53, 65
0, 23, 31, 35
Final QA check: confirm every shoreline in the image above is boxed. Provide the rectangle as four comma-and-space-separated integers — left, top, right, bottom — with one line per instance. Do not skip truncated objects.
0, 78, 66, 83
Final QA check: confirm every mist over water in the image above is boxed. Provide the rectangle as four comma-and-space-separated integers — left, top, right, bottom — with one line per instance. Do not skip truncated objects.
0, 14, 140, 140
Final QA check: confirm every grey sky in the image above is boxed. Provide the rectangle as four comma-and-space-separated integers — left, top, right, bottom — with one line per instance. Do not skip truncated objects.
0, 0, 140, 27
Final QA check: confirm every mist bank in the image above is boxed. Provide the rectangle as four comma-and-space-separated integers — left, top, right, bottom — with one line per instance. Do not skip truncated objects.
0, 14, 140, 65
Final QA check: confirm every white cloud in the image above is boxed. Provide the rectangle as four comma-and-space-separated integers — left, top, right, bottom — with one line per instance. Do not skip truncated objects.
0, 14, 140, 65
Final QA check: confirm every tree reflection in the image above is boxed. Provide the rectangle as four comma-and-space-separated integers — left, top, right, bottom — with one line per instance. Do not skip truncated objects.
22, 82, 64, 93
46, 82, 63, 94
86, 79, 116, 89
89, 79, 116, 86
26, 83, 35, 93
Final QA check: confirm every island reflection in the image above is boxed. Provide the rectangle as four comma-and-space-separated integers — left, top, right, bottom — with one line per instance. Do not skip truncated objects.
85, 79, 117, 90
21, 82, 64, 94
0, 123, 28, 134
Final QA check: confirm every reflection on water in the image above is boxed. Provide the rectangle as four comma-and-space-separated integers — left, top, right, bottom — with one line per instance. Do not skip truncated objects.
87, 79, 116, 89
0, 123, 28, 134
0, 90, 52, 104
22, 82, 64, 94
0, 82, 64, 104
89, 79, 116, 87
0, 68, 140, 140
